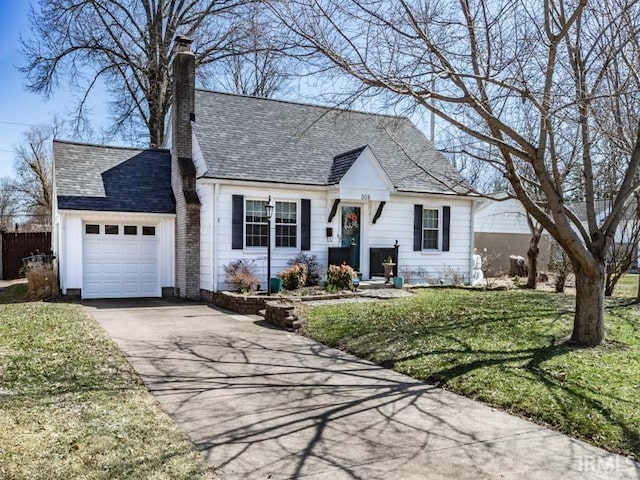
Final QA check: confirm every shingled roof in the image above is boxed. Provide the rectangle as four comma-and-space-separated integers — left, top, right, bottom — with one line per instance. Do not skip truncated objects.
54, 141, 175, 213
193, 90, 470, 195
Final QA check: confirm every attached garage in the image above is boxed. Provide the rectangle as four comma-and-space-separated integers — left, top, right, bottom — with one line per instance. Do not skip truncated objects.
52, 141, 176, 299
83, 223, 159, 298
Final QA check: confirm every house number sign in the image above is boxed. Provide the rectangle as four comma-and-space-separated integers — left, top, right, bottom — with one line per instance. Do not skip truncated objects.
360, 194, 371, 201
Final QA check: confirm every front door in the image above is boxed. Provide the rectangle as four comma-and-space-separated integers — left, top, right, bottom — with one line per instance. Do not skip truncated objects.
341, 206, 361, 271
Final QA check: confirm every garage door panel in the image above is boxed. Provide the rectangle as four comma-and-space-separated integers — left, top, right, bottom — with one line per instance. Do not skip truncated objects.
83, 225, 160, 299
122, 263, 139, 274
103, 263, 120, 274
85, 263, 101, 275
104, 244, 121, 255
140, 263, 157, 274
122, 244, 139, 255
84, 243, 102, 255
139, 244, 157, 256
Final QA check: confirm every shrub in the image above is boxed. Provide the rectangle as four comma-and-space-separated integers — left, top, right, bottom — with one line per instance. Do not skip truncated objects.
287, 252, 322, 286
278, 263, 307, 290
326, 263, 356, 291
224, 259, 260, 293
26, 263, 58, 300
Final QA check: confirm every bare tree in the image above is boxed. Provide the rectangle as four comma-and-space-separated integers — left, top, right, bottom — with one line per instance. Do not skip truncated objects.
14, 126, 54, 227
0, 178, 19, 231
272, 0, 640, 345
210, 4, 295, 97
21, 0, 259, 147
603, 196, 640, 296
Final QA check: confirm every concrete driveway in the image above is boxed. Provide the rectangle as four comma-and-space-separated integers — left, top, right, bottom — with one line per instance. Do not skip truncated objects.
85, 299, 639, 480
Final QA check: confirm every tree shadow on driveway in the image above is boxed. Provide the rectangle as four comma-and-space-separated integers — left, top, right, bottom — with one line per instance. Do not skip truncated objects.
103, 312, 639, 480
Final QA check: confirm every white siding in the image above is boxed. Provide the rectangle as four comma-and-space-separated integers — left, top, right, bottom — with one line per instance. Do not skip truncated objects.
198, 183, 214, 291
56, 211, 175, 295
209, 182, 474, 289
474, 198, 531, 234
213, 184, 328, 290
365, 196, 472, 281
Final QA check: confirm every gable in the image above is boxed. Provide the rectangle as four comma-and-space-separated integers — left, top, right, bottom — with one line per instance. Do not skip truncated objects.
338, 146, 393, 201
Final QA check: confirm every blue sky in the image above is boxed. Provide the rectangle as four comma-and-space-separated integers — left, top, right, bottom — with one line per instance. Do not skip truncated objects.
0, 1, 438, 181
0, 1, 108, 179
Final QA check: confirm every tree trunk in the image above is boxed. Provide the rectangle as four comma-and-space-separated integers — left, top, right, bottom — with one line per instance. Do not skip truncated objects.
571, 264, 605, 346
526, 233, 541, 289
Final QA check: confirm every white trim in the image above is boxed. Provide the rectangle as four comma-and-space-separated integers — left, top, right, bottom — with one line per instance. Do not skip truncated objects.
422, 207, 441, 251
469, 200, 476, 281
81, 219, 161, 299
243, 197, 302, 252
197, 177, 327, 191
58, 209, 175, 219
212, 183, 219, 292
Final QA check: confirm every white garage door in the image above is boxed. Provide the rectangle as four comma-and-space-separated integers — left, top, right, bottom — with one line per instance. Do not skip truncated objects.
83, 223, 159, 298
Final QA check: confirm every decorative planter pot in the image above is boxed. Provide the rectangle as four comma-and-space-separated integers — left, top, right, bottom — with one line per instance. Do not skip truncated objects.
269, 277, 283, 293
393, 277, 404, 289
383, 263, 395, 283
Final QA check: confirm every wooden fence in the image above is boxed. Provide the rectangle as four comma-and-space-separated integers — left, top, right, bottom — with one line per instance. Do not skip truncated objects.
1, 232, 52, 280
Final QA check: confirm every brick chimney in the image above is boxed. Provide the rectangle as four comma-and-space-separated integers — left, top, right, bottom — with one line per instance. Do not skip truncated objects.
171, 35, 200, 299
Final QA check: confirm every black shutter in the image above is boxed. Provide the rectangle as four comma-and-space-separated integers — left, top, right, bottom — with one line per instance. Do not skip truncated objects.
232, 195, 244, 249
301, 199, 311, 251
413, 204, 423, 251
442, 206, 451, 252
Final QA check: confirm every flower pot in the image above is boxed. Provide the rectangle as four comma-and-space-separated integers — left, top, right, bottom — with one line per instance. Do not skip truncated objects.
269, 277, 283, 293
393, 277, 404, 289
383, 263, 395, 283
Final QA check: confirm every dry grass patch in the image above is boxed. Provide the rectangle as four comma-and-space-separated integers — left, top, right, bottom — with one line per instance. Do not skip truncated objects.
0, 293, 215, 479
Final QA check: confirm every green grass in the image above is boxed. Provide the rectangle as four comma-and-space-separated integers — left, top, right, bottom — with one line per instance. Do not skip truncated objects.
0, 289, 214, 479
0, 283, 29, 304
303, 285, 640, 459
613, 273, 638, 297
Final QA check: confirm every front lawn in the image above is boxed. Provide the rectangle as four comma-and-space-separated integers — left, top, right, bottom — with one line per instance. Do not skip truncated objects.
303, 286, 640, 459
0, 285, 214, 479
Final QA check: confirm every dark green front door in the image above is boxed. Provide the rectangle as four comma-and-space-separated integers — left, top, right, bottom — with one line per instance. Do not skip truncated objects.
341, 206, 361, 271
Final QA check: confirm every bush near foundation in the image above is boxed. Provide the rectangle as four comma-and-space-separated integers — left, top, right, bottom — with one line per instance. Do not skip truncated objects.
224, 259, 260, 293
287, 252, 322, 286
279, 263, 307, 290
327, 264, 356, 291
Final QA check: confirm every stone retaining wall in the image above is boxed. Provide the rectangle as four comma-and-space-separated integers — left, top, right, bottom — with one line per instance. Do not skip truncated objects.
211, 291, 267, 315
265, 302, 299, 329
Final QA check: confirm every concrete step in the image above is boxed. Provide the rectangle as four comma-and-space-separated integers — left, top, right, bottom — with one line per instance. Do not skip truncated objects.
358, 280, 394, 290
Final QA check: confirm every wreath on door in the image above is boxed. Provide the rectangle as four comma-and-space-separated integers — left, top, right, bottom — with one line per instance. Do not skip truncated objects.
344, 210, 359, 230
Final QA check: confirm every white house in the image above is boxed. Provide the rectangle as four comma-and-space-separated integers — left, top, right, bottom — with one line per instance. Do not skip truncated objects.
52, 36, 477, 299
474, 194, 640, 276
473, 195, 550, 275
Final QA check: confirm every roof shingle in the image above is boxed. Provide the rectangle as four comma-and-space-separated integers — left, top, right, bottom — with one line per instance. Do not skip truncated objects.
193, 90, 469, 194
54, 141, 175, 214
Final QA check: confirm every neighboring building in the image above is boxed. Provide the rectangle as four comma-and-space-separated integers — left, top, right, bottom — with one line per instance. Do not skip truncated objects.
475, 195, 640, 276
52, 37, 477, 299
474, 195, 550, 276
